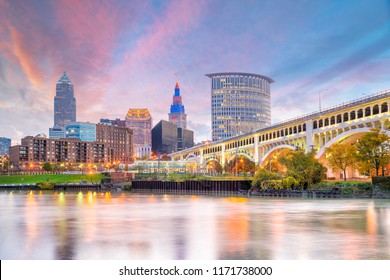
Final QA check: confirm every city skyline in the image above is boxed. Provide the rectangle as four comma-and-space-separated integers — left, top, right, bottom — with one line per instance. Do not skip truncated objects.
1, 0, 390, 144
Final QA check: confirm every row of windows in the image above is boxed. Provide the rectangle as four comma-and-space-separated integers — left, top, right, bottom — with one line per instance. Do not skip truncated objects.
212, 76, 270, 91
259, 124, 307, 142
313, 103, 388, 129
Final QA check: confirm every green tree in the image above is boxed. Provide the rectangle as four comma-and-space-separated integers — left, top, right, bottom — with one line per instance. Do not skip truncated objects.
325, 143, 356, 181
279, 148, 326, 188
355, 128, 390, 176
42, 162, 53, 172
251, 168, 282, 188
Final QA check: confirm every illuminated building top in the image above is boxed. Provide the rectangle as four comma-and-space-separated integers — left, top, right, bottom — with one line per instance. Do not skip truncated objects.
169, 81, 187, 129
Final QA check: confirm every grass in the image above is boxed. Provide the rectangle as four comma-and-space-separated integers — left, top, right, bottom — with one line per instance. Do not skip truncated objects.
0, 173, 108, 184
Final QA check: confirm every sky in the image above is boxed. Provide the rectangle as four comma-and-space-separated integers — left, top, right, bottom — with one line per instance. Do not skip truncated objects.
1, 0, 390, 144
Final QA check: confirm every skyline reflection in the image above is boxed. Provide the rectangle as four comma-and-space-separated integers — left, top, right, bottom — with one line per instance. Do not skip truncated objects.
0, 191, 389, 260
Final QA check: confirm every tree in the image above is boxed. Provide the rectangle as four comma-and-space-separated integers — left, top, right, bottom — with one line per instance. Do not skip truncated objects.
325, 143, 356, 181
251, 168, 282, 188
278, 148, 326, 188
42, 162, 53, 172
355, 128, 390, 176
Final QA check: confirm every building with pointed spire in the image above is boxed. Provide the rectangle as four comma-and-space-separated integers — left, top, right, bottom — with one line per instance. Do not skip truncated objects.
169, 81, 187, 129
54, 71, 76, 128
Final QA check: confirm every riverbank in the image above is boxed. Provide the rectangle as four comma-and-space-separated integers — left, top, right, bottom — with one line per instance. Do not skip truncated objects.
1, 174, 390, 198
0, 173, 108, 184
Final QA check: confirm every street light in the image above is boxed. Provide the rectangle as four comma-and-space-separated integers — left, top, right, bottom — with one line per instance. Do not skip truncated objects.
319, 89, 328, 114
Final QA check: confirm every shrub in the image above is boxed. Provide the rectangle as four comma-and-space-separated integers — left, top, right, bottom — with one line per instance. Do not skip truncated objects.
341, 186, 354, 196
261, 180, 283, 190
251, 168, 282, 188
281, 176, 298, 190
37, 181, 54, 190
123, 183, 132, 191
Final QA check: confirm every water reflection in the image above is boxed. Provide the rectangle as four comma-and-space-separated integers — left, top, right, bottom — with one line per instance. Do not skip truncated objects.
0, 191, 389, 260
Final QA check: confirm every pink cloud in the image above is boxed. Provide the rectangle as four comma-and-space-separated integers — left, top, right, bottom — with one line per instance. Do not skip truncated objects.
9, 26, 45, 87
113, 0, 207, 76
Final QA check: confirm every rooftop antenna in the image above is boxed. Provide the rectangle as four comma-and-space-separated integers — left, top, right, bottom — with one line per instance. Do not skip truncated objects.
174, 72, 178, 83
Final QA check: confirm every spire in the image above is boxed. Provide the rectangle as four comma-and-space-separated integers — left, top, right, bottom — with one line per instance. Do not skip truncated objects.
58, 71, 72, 84
175, 81, 179, 89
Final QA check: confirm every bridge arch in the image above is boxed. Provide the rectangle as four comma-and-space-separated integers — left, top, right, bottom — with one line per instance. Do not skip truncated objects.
259, 144, 296, 167
316, 128, 372, 159
185, 153, 200, 163
203, 157, 221, 166
226, 152, 256, 163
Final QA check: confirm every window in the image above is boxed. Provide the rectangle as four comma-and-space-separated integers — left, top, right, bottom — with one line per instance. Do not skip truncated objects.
373, 105, 379, 115
365, 107, 371, 117
381, 102, 388, 113
325, 118, 329, 126
357, 109, 363, 118
350, 111, 356, 120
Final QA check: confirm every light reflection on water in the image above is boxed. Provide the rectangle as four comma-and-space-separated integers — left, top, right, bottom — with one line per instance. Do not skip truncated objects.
0, 191, 389, 260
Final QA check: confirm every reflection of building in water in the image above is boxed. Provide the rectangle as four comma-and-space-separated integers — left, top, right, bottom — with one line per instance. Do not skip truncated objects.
172, 216, 188, 259
54, 217, 77, 260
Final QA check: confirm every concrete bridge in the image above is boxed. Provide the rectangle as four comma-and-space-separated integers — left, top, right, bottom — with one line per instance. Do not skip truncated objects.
170, 89, 390, 178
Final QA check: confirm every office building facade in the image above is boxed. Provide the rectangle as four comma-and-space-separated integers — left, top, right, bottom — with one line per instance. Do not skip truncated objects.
99, 118, 126, 127
152, 120, 178, 155
96, 123, 133, 164
125, 108, 152, 159
152, 120, 194, 155
206, 72, 274, 141
168, 81, 187, 129
0, 137, 11, 156
54, 71, 76, 128
65, 122, 96, 142
49, 126, 66, 139
177, 127, 193, 151
125, 109, 152, 146
9, 135, 106, 171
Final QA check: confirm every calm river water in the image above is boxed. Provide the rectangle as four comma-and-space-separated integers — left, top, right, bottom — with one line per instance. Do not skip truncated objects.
0, 191, 389, 260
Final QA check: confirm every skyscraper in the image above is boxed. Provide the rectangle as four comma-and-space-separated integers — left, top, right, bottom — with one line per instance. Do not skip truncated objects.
0, 137, 11, 156
152, 120, 194, 155
168, 81, 187, 129
54, 71, 76, 127
206, 72, 274, 141
125, 109, 152, 159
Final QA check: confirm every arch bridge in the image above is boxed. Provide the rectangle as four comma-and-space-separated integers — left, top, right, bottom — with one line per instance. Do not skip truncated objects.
170, 90, 390, 174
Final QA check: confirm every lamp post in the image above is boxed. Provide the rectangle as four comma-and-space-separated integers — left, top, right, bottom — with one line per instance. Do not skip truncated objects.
318, 89, 328, 115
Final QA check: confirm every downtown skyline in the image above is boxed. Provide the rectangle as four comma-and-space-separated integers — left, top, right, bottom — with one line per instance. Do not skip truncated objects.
1, 0, 390, 144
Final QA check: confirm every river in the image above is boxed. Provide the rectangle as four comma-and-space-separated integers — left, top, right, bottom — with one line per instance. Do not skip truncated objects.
0, 191, 389, 260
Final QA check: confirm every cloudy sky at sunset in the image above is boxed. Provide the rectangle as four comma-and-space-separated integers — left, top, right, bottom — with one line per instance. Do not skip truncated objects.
1, 0, 390, 144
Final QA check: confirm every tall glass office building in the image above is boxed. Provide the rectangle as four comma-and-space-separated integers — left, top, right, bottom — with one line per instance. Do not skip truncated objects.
54, 72, 76, 127
0, 137, 11, 156
206, 72, 274, 141
65, 122, 96, 142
